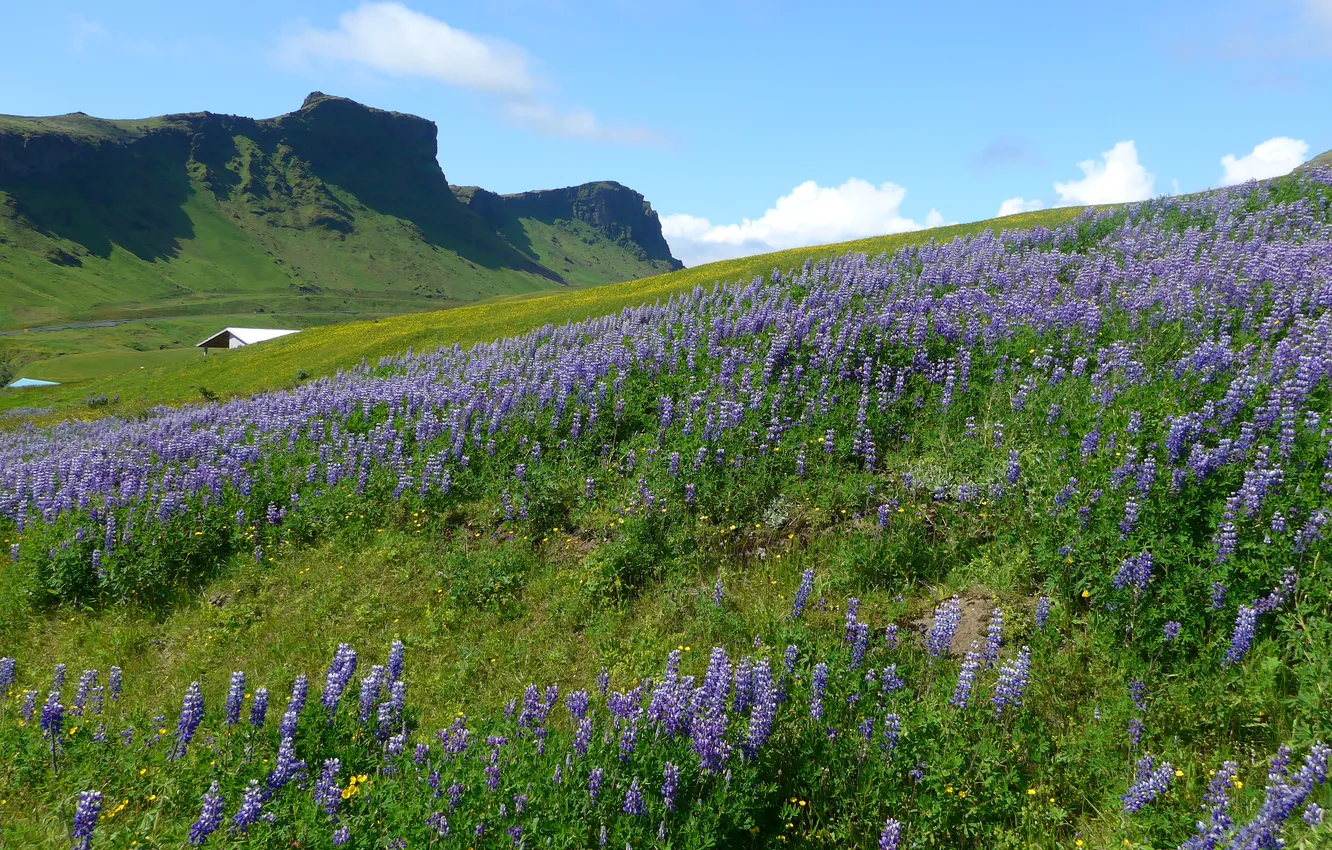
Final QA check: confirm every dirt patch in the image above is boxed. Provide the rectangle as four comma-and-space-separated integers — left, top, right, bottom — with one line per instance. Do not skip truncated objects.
908, 592, 997, 657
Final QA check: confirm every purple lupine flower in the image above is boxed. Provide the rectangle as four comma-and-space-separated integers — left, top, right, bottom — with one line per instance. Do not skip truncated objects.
926, 597, 962, 659
378, 679, 406, 739
982, 608, 1004, 666
713, 578, 724, 605
574, 716, 593, 757
266, 735, 306, 790
108, 666, 122, 701
1007, 450, 1020, 485
388, 640, 405, 683
19, 694, 42, 728
1129, 680, 1147, 713
566, 689, 590, 721
1122, 754, 1174, 813
1163, 621, 1181, 642
359, 665, 385, 722
332, 826, 351, 846
1226, 742, 1330, 847
744, 660, 777, 759
1128, 718, 1143, 748
188, 782, 224, 846
8, 543, 17, 563
445, 780, 463, 809
52, 664, 66, 692
883, 624, 898, 650
878, 818, 902, 850
73, 670, 96, 716
71, 790, 102, 850
250, 687, 269, 727
1211, 582, 1228, 610
882, 713, 900, 754
662, 761, 680, 811
880, 665, 905, 695
170, 681, 204, 759
225, 671, 246, 726
588, 766, 604, 801
1112, 552, 1154, 593
810, 662, 828, 720
1305, 803, 1324, 826
322, 644, 357, 715
859, 716, 874, 741
41, 690, 64, 739
792, 569, 815, 619
1224, 605, 1258, 667
992, 646, 1031, 717
784, 645, 799, 675
951, 647, 981, 710
623, 776, 647, 816
280, 674, 307, 738
315, 758, 342, 819
1119, 499, 1140, 538
849, 623, 870, 670
1181, 760, 1239, 849
597, 667, 610, 695
427, 812, 450, 838
1035, 597, 1050, 630
232, 779, 265, 833
691, 647, 733, 774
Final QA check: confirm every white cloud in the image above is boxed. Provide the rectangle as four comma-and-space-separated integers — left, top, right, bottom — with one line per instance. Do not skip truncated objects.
498, 101, 663, 145
280, 3, 659, 144
997, 197, 1044, 217
661, 178, 939, 267
1054, 141, 1155, 205
1219, 136, 1309, 185
281, 3, 535, 96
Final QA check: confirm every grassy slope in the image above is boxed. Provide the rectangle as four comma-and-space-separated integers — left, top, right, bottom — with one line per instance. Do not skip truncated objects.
0, 207, 1079, 415
1299, 148, 1332, 171
3, 180, 1331, 847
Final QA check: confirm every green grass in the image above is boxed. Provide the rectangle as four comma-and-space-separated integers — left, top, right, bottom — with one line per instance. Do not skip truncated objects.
0, 206, 1080, 419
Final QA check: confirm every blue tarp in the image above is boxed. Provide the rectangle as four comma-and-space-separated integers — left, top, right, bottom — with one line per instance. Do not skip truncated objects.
6, 378, 60, 388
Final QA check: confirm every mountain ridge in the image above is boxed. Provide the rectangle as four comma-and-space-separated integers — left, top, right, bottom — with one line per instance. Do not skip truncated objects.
0, 92, 681, 332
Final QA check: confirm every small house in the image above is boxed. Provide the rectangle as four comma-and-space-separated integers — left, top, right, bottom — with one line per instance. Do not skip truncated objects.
196, 327, 299, 353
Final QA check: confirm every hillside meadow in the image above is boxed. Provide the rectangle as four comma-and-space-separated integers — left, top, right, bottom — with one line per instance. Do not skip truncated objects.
0, 207, 1078, 422
1, 177, 1330, 849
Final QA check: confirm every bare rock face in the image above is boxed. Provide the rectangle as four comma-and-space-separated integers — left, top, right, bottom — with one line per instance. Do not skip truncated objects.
456, 181, 682, 269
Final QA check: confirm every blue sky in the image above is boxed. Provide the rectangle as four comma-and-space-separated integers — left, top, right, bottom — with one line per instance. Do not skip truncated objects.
4, 0, 1331, 266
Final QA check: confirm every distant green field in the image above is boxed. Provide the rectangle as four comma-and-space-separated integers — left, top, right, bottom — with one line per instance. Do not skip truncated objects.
0, 207, 1082, 418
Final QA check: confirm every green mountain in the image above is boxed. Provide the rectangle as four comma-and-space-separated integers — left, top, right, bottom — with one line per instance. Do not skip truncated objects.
0, 92, 681, 332
1299, 147, 1332, 172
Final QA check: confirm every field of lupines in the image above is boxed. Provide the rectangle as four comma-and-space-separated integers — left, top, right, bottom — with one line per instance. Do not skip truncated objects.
2, 170, 1332, 847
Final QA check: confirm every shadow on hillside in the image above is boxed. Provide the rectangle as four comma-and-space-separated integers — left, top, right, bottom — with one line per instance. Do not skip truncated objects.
2, 132, 195, 262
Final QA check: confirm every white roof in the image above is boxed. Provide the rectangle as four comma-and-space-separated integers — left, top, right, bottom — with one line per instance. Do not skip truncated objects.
6, 377, 60, 388
197, 327, 299, 347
